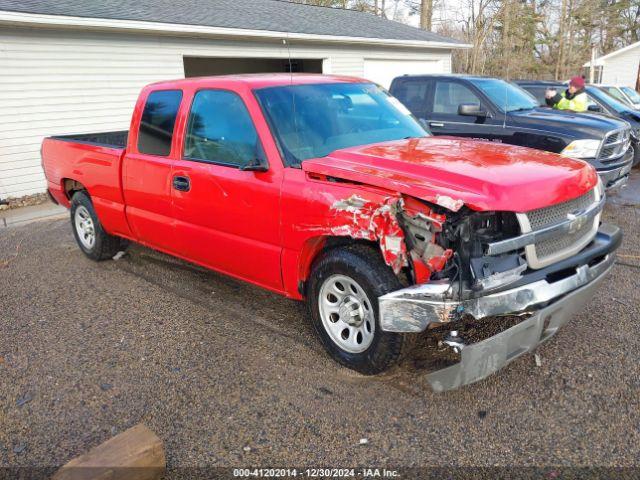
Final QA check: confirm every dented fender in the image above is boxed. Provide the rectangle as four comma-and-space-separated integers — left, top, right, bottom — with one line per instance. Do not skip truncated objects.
279, 169, 460, 298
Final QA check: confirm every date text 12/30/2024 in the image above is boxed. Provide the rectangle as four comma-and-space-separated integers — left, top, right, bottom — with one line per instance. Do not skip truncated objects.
233, 468, 400, 477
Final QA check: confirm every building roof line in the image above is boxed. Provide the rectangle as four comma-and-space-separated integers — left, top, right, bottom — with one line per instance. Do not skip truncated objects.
584, 40, 640, 67
0, 10, 471, 49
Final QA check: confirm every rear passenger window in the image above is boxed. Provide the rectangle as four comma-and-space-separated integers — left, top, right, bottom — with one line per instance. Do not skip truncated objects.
138, 90, 182, 156
392, 81, 429, 118
184, 90, 259, 168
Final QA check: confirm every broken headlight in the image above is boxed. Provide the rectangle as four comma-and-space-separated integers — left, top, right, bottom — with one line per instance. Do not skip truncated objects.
443, 211, 526, 292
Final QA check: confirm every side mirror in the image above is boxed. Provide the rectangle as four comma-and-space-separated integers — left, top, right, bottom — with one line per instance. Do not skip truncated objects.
587, 104, 602, 112
241, 143, 269, 172
458, 103, 487, 117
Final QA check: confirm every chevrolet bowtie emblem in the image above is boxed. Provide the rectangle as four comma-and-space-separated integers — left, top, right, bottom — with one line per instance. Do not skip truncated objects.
567, 212, 586, 234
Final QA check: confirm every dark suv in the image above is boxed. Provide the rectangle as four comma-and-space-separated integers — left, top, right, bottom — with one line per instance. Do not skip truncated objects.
389, 75, 633, 189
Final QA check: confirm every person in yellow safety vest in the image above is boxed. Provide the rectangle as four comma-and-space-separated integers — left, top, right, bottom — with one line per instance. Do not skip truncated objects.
545, 76, 588, 112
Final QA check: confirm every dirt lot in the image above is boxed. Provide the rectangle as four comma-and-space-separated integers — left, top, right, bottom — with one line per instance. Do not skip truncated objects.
1, 173, 639, 475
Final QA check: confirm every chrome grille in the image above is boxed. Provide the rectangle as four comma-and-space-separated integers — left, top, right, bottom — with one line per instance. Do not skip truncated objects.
535, 219, 594, 259
517, 188, 600, 269
597, 128, 631, 162
526, 190, 595, 230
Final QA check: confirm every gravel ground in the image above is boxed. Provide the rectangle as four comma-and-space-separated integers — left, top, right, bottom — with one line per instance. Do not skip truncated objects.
0, 173, 639, 476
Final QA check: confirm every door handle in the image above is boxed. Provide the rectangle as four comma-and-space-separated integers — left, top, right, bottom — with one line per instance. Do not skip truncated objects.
429, 122, 445, 127
172, 175, 190, 192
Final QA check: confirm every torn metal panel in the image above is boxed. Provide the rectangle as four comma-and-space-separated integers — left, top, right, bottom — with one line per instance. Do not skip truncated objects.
330, 194, 408, 273
435, 194, 464, 212
329, 194, 454, 277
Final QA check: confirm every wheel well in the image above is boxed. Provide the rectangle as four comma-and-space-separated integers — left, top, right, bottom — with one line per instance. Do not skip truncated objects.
63, 179, 87, 200
297, 236, 378, 297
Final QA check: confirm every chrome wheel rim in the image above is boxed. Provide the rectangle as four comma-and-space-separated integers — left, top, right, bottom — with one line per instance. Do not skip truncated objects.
74, 205, 95, 250
318, 274, 375, 353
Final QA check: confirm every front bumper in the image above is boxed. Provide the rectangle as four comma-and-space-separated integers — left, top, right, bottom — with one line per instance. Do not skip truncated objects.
592, 148, 633, 189
378, 223, 621, 391
426, 264, 611, 391
599, 163, 632, 189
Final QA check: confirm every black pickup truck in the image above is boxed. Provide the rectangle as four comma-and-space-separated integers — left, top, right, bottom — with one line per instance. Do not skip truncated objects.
389, 75, 633, 189
515, 79, 640, 167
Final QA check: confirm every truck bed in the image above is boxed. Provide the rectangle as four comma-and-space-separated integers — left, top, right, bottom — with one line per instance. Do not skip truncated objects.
50, 130, 128, 149
42, 131, 129, 221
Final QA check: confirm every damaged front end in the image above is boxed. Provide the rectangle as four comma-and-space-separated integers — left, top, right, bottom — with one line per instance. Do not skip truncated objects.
329, 185, 621, 391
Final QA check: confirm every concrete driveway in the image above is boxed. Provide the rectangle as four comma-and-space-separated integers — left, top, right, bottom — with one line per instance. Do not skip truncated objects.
1, 174, 639, 475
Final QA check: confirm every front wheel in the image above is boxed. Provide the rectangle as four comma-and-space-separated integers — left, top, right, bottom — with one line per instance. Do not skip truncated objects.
70, 191, 126, 261
307, 244, 414, 374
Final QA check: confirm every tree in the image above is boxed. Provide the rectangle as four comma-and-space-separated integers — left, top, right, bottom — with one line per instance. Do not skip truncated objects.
420, 0, 434, 30
295, 0, 638, 83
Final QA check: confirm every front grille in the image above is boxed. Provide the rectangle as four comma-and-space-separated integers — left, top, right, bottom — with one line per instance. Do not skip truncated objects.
517, 189, 600, 269
526, 190, 595, 229
597, 128, 631, 162
535, 219, 594, 259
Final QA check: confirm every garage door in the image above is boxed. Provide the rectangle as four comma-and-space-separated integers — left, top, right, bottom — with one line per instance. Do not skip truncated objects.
363, 59, 442, 89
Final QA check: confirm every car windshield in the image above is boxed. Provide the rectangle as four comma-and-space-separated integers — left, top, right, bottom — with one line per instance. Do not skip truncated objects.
469, 78, 539, 112
254, 82, 427, 165
603, 87, 631, 105
621, 86, 640, 104
588, 87, 632, 114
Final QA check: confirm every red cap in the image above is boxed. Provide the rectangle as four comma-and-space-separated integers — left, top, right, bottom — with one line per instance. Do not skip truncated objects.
569, 76, 585, 89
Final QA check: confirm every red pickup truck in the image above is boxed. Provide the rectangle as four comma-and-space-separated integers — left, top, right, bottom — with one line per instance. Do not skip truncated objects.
42, 74, 621, 391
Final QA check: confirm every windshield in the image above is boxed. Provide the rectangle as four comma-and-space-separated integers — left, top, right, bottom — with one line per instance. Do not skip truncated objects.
603, 86, 632, 105
254, 82, 427, 165
588, 87, 632, 113
621, 86, 640, 104
469, 78, 539, 112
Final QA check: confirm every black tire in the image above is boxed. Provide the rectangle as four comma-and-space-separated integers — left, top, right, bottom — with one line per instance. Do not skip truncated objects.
70, 191, 125, 261
307, 244, 414, 375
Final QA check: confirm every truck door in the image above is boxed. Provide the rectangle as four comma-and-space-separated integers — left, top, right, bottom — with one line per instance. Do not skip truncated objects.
426, 79, 508, 143
170, 88, 283, 290
122, 89, 182, 253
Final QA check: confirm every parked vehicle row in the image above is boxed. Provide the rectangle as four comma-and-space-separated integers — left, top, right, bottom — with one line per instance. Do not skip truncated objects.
42, 74, 620, 391
515, 80, 640, 167
389, 74, 634, 189
597, 84, 640, 110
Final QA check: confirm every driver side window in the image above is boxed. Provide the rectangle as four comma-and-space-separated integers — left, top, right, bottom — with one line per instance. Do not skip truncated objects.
433, 81, 481, 114
184, 90, 259, 168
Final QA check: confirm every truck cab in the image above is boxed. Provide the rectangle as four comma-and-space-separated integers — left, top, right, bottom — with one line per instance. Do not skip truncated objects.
390, 74, 634, 189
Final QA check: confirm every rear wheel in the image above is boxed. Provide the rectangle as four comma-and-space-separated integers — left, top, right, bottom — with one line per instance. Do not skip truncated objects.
70, 191, 126, 261
307, 244, 413, 374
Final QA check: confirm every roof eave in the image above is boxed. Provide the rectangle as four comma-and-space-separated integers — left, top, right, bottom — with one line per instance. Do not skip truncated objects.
0, 10, 472, 49
584, 40, 640, 67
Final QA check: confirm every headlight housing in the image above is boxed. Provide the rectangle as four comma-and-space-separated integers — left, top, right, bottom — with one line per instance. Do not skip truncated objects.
561, 139, 601, 159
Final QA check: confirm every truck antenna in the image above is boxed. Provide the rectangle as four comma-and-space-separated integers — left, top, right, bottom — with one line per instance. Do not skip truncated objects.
283, 35, 293, 84
283, 35, 299, 160
503, 81, 507, 129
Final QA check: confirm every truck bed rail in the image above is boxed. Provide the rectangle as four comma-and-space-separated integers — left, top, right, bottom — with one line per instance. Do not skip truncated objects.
50, 131, 128, 149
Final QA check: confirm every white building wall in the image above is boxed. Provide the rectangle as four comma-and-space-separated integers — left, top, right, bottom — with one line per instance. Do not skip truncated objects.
0, 26, 451, 198
601, 46, 640, 88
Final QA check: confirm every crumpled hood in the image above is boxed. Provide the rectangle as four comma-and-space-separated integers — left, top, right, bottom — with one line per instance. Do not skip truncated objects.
301, 137, 598, 212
